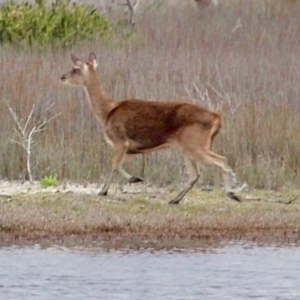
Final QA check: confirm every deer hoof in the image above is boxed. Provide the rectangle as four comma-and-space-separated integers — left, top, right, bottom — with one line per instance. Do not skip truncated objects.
227, 192, 242, 202
168, 199, 180, 205
98, 190, 108, 196
128, 176, 144, 184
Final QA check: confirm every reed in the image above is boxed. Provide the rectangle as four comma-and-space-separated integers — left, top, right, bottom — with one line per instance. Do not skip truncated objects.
0, 0, 299, 190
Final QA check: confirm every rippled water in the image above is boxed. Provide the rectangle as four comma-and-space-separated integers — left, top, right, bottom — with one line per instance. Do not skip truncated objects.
0, 244, 299, 299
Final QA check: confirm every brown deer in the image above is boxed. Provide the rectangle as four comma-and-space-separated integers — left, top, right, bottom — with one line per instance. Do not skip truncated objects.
61, 52, 243, 204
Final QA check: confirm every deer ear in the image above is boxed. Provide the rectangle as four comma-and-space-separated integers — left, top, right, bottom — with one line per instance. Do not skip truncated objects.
89, 52, 98, 69
71, 54, 84, 68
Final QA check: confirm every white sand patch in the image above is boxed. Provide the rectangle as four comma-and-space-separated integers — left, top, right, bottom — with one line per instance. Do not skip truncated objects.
0, 180, 164, 199
0, 180, 102, 198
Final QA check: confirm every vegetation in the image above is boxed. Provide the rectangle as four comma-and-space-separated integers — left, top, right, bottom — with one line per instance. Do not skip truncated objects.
40, 174, 58, 187
0, 0, 299, 191
0, 188, 300, 247
0, 0, 300, 248
0, 0, 111, 46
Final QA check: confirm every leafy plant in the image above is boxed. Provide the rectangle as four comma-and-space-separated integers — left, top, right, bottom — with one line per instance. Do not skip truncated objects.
0, 0, 112, 46
41, 174, 58, 187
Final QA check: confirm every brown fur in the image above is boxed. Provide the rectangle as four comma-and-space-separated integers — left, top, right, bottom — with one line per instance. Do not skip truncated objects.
61, 52, 241, 204
105, 100, 221, 154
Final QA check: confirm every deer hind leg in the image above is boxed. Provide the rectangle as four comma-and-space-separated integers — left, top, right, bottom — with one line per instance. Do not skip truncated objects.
169, 158, 200, 205
117, 155, 143, 183
195, 150, 241, 202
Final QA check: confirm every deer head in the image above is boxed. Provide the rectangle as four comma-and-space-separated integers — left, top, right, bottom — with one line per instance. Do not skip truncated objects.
61, 52, 98, 86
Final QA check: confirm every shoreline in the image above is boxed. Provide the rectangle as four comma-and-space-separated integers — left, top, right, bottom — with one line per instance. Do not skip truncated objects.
1, 181, 300, 249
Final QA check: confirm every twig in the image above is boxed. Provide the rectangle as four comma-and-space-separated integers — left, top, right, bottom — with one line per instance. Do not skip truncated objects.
231, 17, 242, 34
285, 194, 300, 205
244, 194, 300, 205
120, 0, 140, 30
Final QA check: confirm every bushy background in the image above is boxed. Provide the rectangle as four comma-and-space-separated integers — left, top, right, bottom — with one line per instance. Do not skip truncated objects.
0, 0, 300, 190
0, 0, 111, 46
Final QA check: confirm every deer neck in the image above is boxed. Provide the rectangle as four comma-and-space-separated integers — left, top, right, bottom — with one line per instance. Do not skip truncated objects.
84, 76, 116, 126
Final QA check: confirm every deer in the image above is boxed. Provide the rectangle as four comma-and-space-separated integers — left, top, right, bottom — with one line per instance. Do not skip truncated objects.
60, 52, 243, 204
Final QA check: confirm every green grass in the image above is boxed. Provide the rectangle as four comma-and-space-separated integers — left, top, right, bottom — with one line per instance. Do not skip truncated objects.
40, 175, 58, 187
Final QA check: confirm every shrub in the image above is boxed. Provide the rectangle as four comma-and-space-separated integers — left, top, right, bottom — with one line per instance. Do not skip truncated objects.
0, 0, 112, 46
41, 174, 58, 187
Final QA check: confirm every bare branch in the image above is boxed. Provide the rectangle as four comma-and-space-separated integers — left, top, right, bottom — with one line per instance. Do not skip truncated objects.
23, 105, 35, 133
45, 102, 55, 111
120, 0, 141, 30
4, 99, 60, 183
35, 112, 61, 132
231, 17, 242, 35
11, 139, 25, 149
4, 99, 25, 135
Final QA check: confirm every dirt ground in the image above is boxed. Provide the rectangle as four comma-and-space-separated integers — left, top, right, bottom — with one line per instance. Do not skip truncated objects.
1, 180, 300, 249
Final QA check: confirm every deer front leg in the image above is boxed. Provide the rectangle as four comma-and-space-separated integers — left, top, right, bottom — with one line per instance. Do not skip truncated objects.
99, 170, 115, 196
169, 158, 200, 205
99, 144, 128, 196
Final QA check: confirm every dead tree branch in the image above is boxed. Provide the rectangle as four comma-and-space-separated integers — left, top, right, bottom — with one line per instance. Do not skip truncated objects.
4, 99, 60, 183
121, 0, 140, 30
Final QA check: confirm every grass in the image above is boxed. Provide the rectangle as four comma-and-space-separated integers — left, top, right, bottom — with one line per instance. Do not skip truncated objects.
0, 0, 300, 247
1, 1, 300, 189
40, 174, 58, 187
1, 187, 300, 248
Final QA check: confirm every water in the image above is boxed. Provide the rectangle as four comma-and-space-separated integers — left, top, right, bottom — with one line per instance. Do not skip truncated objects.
0, 244, 299, 300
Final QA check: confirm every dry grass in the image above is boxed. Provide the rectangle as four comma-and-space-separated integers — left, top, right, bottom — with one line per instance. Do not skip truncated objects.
0, 0, 300, 191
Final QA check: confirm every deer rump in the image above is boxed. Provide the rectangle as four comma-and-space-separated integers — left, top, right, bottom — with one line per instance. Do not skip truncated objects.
105, 99, 220, 155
